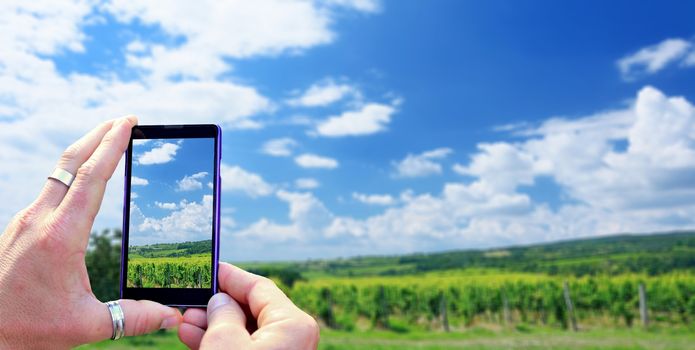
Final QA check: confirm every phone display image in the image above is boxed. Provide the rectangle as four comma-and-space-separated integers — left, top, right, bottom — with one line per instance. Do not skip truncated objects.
127, 138, 214, 289
121, 124, 220, 306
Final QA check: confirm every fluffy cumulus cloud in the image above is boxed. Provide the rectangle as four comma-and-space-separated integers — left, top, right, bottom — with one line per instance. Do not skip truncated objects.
392, 147, 453, 178
227, 86, 695, 259
261, 137, 298, 157
295, 153, 339, 169
177, 172, 208, 192
106, 0, 380, 79
131, 176, 149, 186
535, 86, 695, 210
315, 102, 397, 137
327, 86, 695, 253
352, 192, 396, 206
453, 143, 538, 193
287, 78, 359, 107
131, 195, 213, 245
295, 177, 320, 189
618, 38, 695, 80
155, 201, 177, 210
235, 190, 333, 242
220, 164, 274, 198
0, 0, 379, 228
138, 143, 180, 165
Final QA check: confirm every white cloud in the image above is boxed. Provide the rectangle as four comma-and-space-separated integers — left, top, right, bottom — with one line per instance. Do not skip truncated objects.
221, 164, 274, 197
529, 86, 695, 210
132, 195, 214, 245
235, 190, 333, 242
315, 103, 396, 137
392, 147, 452, 178
105, 0, 379, 80
453, 143, 538, 193
352, 192, 395, 206
261, 137, 298, 157
177, 171, 208, 191
295, 153, 339, 169
288, 78, 358, 107
138, 143, 180, 165
131, 176, 149, 186
295, 177, 320, 189
617, 38, 692, 80
230, 86, 695, 259
0, 1, 380, 234
155, 201, 177, 210
0, 1, 92, 55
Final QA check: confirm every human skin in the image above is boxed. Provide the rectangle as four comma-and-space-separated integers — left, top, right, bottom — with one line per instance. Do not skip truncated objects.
0, 116, 319, 349
177, 262, 320, 350
0, 116, 182, 349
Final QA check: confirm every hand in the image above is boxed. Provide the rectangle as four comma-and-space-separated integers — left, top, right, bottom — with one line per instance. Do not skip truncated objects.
0, 116, 182, 349
178, 263, 320, 350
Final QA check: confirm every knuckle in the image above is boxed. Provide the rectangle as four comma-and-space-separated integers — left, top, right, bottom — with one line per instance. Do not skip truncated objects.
258, 276, 277, 289
76, 158, 106, 184
10, 204, 41, 233
76, 159, 97, 179
300, 314, 320, 336
290, 313, 320, 347
37, 215, 72, 253
60, 144, 80, 164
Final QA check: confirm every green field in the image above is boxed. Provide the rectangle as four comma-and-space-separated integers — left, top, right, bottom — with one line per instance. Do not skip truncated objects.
78, 327, 695, 349
84, 230, 695, 349
127, 240, 212, 288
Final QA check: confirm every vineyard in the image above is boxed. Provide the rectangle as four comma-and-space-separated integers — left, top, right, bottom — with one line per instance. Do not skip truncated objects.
290, 272, 695, 331
127, 255, 212, 288
83, 230, 695, 349
126, 239, 213, 288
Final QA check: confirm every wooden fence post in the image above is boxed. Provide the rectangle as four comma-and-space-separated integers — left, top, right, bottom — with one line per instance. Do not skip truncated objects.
639, 283, 649, 328
439, 291, 450, 332
320, 288, 336, 328
376, 285, 389, 328
503, 294, 511, 325
563, 281, 578, 331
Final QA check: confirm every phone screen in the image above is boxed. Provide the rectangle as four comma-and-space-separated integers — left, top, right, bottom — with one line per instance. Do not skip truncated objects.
122, 125, 220, 306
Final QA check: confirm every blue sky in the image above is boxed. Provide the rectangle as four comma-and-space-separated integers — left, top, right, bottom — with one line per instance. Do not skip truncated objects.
1, 1, 695, 261
128, 138, 215, 246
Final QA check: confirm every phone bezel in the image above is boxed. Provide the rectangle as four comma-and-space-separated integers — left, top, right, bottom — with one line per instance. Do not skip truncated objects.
120, 124, 221, 307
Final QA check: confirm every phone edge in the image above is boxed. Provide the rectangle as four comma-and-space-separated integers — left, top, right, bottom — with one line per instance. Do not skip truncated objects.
119, 124, 221, 306
212, 124, 221, 296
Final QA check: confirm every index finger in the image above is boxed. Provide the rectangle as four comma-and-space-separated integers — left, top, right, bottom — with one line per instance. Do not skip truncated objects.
217, 262, 300, 326
53, 116, 137, 246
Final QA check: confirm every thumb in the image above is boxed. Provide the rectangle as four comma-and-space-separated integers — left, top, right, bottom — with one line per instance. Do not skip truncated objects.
204, 293, 251, 346
78, 299, 182, 345
117, 300, 182, 336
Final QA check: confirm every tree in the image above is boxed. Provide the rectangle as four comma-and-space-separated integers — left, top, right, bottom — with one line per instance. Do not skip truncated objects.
85, 229, 121, 301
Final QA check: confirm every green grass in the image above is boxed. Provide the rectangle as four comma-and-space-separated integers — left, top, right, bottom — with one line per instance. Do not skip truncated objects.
76, 330, 187, 349
77, 326, 695, 350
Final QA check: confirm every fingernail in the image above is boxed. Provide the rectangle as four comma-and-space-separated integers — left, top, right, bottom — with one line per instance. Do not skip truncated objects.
123, 115, 138, 126
208, 293, 232, 312
160, 315, 180, 330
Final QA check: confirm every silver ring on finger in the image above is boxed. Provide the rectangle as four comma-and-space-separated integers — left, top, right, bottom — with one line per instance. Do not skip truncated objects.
105, 300, 126, 340
48, 168, 76, 187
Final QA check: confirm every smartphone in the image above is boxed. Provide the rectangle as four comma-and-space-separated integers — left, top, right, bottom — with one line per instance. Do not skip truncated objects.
120, 124, 221, 307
